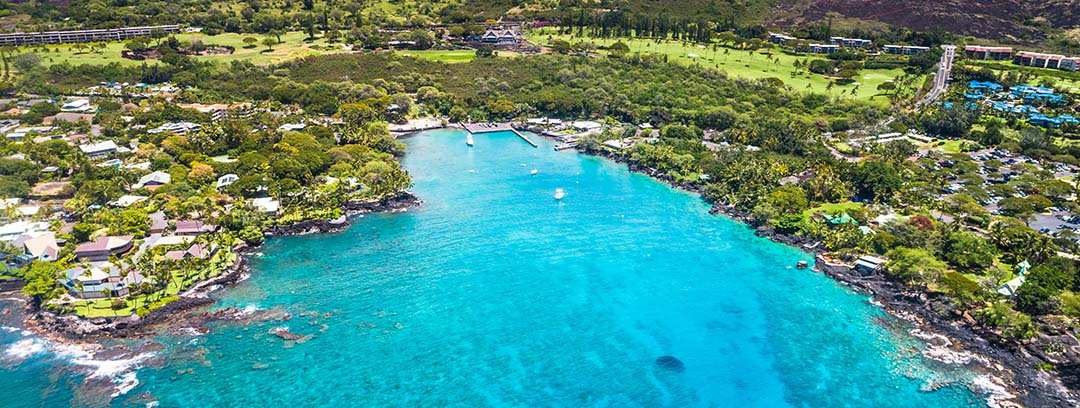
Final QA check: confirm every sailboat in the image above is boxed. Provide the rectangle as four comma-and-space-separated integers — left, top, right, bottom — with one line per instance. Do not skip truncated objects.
466, 134, 474, 146
554, 188, 566, 200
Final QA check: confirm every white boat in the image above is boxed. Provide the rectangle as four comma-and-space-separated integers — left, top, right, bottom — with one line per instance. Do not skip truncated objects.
554, 188, 566, 200
530, 169, 538, 175
466, 134, 474, 146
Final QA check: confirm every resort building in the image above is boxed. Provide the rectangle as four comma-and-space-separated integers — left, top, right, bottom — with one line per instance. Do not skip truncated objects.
829, 37, 871, 48
883, 45, 931, 55
809, 44, 841, 54
479, 27, 520, 44
964, 45, 1013, 60
74, 235, 134, 261
768, 32, 798, 45
0, 25, 180, 46
1013, 51, 1080, 71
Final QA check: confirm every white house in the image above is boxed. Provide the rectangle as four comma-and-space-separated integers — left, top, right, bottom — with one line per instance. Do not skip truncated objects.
251, 197, 280, 215
133, 171, 172, 189
61, 98, 92, 113
216, 174, 239, 189
79, 140, 119, 159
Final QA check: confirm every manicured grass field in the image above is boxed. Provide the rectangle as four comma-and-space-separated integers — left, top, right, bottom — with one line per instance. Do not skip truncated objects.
20, 31, 351, 68
526, 30, 914, 104
395, 49, 522, 64
398, 49, 477, 63
803, 201, 865, 218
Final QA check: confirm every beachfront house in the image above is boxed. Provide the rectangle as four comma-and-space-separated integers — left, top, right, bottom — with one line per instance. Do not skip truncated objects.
133, 171, 172, 190
79, 140, 118, 159
572, 121, 603, 132
59, 264, 151, 299
74, 235, 134, 261
854, 255, 886, 275
165, 243, 212, 261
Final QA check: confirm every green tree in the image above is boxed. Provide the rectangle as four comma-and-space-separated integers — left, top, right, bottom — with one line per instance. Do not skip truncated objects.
885, 247, 947, 285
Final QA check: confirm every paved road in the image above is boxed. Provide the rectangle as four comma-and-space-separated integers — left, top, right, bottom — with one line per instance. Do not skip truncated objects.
916, 45, 956, 108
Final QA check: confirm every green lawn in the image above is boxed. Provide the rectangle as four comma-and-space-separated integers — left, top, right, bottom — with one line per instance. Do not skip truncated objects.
398, 49, 477, 63
526, 30, 914, 104
395, 49, 522, 64
921, 139, 972, 154
20, 31, 351, 68
803, 201, 865, 218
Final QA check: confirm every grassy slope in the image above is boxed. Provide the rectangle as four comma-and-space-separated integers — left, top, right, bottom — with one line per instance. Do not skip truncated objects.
527, 30, 910, 105
21, 31, 351, 68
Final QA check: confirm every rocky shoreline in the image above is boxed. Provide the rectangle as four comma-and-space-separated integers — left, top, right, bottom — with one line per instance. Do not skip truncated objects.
578, 145, 1078, 407
17, 191, 423, 343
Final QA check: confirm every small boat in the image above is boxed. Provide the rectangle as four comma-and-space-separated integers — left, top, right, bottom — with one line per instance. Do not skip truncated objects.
554, 188, 566, 200
796, 260, 809, 269
466, 134, 474, 146
530, 169, 538, 175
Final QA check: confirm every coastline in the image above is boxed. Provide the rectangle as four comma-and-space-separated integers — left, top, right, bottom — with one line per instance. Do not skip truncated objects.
5, 126, 1074, 406
12, 191, 422, 343
577, 144, 1078, 408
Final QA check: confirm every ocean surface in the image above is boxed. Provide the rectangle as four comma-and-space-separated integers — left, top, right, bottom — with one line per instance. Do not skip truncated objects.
0, 129, 991, 407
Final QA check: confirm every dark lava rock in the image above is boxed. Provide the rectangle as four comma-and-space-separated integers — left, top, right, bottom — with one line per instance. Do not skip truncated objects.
655, 355, 684, 372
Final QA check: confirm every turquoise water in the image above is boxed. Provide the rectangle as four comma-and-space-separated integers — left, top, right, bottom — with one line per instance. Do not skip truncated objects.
1, 129, 987, 407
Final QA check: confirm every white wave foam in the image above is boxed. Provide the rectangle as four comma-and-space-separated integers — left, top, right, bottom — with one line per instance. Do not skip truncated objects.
972, 374, 1016, 408
1, 326, 17, 332
4, 338, 47, 360
111, 371, 140, 397
71, 352, 154, 379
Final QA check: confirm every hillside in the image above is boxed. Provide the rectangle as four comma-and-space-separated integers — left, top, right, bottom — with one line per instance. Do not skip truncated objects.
772, 0, 1080, 42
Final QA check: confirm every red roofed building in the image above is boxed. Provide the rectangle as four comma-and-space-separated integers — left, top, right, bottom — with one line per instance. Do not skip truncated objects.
173, 220, 217, 236
965, 46, 1013, 60
74, 235, 133, 261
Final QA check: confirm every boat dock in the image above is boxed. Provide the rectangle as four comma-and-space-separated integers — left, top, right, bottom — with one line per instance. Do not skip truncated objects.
463, 122, 538, 148
554, 142, 576, 151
